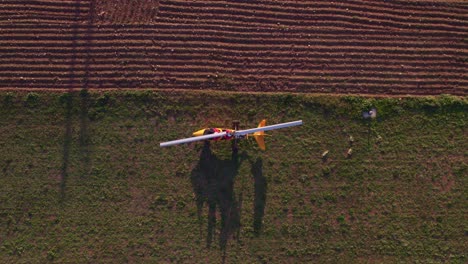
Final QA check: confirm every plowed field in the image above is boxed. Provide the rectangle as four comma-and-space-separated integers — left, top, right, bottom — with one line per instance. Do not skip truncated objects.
1, 0, 467, 95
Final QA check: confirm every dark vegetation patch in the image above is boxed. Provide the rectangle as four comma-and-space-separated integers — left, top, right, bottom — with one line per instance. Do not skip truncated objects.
0, 90, 466, 263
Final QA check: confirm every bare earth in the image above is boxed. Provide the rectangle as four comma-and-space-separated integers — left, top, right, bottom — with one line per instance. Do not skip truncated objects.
0, 0, 467, 95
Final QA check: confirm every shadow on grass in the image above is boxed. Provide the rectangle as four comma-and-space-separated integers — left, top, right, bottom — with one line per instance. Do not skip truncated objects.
60, 0, 95, 202
60, 0, 82, 202
190, 142, 267, 261
60, 94, 73, 203
79, 90, 92, 178
60, 90, 92, 202
190, 142, 242, 251
252, 157, 266, 236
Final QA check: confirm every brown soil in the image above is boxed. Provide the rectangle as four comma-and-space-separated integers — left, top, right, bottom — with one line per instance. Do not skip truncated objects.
0, 0, 467, 95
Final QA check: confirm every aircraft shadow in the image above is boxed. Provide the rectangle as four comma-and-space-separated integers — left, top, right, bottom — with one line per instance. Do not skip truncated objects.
190, 142, 267, 259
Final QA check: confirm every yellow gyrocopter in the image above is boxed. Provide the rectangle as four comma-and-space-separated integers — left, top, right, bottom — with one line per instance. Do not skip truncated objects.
160, 119, 303, 150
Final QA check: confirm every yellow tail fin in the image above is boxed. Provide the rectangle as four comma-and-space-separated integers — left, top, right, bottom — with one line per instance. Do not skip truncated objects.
254, 119, 266, 150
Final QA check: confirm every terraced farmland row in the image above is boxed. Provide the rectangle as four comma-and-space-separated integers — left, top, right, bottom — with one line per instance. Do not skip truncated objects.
1, 0, 467, 95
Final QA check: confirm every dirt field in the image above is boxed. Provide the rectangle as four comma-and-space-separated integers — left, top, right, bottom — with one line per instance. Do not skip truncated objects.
0, 0, 467, 95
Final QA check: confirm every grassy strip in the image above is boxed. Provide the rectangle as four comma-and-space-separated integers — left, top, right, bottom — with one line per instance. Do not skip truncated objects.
0, 90, 466, 263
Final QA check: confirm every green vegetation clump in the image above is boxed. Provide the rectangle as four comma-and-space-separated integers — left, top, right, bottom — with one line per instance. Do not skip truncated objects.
24, 92, 40, 108
0, 90, 466, 263
3, 92, 14, 105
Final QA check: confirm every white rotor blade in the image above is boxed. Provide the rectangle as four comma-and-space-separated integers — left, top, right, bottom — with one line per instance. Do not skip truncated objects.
160, 132, 227, 147
235, 120, 302, 136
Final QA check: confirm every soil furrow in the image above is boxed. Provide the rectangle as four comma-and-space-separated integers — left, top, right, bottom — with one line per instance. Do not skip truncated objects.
0, 0, 466, 95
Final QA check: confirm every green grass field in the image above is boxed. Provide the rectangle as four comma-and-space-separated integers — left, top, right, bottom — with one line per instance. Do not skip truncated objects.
0, 90, 466, 263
